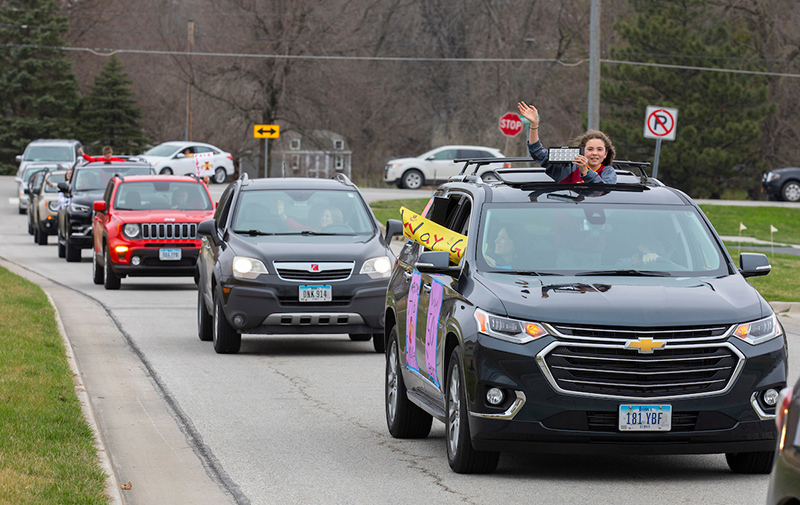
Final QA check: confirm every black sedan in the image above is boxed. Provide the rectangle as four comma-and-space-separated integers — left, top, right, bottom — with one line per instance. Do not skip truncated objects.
762, 168, 800, 202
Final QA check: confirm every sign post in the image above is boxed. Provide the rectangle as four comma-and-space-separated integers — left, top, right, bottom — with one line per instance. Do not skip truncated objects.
643, 106, 677, 179
254, 125, 280, 177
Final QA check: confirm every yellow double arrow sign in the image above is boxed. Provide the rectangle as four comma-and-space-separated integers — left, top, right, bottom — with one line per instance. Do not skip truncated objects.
253, 124, 280, 139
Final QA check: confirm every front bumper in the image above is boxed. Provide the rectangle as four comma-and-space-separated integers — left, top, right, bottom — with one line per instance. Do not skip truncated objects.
464, 333, 785, 455
219, 276, 388, 334
110, 246, 200, 277
39, 214, 58, 236
762, 179, 782, 198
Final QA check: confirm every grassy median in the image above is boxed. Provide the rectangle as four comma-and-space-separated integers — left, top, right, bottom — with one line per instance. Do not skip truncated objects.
0, 267, 107, 505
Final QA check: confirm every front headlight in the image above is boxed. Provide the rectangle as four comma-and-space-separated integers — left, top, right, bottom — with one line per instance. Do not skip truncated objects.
765, 172, 780, 183
232, 256, 269, 279
70, 202, 90, 213
360, 256, 392, 279
733, 314, 783, 345
47, 201, 60, 212
474, 308, 548, 344
122, 223, 140, 239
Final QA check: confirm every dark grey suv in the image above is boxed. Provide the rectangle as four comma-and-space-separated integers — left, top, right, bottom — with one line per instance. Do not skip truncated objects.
384, 161, 786, 474
196, 174, 394, 354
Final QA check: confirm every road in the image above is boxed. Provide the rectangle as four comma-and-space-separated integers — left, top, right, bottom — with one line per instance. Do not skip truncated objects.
2, 175, 799, 505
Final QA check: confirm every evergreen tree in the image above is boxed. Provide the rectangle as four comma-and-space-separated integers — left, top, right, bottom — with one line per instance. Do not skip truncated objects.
79, 55, 147, 155
0, 0, 81, 174
601, 0, 774, 198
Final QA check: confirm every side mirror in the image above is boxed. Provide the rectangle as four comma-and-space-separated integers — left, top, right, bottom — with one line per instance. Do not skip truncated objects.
739, 252, 771, 278
384, 219, 404, 244
15, 155, 22, 162
23, 188, 29, 195
176, 153, 186, 159
198, 219, 218, 246
415, 250, 460, 275
93, 201, 106, 212
57, 182, 70, 194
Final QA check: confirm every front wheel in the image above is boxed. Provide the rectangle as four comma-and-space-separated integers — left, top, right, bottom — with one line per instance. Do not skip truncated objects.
65, 237, 81, 262
103, 247, 121, 289
446, 346, 499, 474
197, 286, 213, 341
159, 167, 173, 175
92, 250, 103, 285
212, 290, 241, 354
401, 169, 424, 190
213, 167, 227, 184
372, 333, 385, 354
36, 227, 48, 245
385, 327, 432, 438
57, 234, 66, 258
725, 451, 774, 474
781, 181, 800, 202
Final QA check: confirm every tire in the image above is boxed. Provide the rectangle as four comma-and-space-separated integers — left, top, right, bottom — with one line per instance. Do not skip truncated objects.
781, 181, 800, 202
65, 237, 81, 263
725, 451, 774, 474
57, 236, 66, 258
349, 333, 371, 342
385, 327, 432, 438
19, 206, 26, 215
32, 226, 38, 242
28, 222, 33, 235
160, 167, 173, 175
212, 290, 241, 354
213, 168, 227, 184
103, 247, 121, 290
197, 286, 213, 341
446, 345, 500, 474
401, 169, 424, 190
373, 332, 385, 354
92, 250, 103, 285
36, 228, 48, 246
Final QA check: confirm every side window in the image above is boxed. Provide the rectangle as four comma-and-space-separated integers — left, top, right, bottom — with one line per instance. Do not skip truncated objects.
195, 146, 214, 154
430, 149, 457, 161
425, 195, 461, 226
457, 149, 486, 159
215, 185, 235, 229
447, 197, 472, 237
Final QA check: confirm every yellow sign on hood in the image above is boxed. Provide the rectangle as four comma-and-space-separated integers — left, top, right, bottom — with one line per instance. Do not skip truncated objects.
400, 207, 467, 264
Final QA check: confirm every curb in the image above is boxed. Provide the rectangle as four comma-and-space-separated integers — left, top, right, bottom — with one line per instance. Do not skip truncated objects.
770, 301, 800, 317
46, 291, 124, 505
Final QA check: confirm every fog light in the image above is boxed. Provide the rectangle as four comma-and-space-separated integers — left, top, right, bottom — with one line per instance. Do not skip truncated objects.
764, 388, 780, 406
486, 388, 505, 405
131, 256, 141, 266
232, 315, 245, 327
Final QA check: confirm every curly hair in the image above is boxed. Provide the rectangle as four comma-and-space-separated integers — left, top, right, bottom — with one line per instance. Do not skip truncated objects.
574, 130, 615, 166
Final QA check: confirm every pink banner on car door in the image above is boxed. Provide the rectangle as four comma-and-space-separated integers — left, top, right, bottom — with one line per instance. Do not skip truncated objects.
405, 271, 421, 371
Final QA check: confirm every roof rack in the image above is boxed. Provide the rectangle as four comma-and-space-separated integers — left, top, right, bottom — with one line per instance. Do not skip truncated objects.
610, 160, 651, 184
239, 172, 250, 186
334, 172, 355, 187
114, 173, 125, 182
453, 157, 534, 176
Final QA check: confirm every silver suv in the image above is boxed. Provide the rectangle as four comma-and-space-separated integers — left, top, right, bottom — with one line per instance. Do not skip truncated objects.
16, 139, 82, 213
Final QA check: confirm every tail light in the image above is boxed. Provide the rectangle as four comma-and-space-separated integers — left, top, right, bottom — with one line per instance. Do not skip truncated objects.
777, 387, 794, 430
504, 162, 510, 168
226, 155, 233, 160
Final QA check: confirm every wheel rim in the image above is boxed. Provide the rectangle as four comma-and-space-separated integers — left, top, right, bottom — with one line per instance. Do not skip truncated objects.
103, 249, 109, 283
386, 341, 399, 423
447, 364, 461, 456
405, 172, 421, 189
92, 252, 97, 278
161, 168, 173, 175
212, 296, 219, 344
214, 169, 225, 184
197, 289, 202, 329
785, 183, 800, 202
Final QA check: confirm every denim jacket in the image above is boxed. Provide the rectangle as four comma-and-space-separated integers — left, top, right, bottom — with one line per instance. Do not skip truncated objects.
527, 140, 617, 184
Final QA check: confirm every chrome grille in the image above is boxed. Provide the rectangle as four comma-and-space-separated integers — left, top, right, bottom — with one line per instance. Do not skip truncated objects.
538, 342, 744, 400
277, 269, 352, 281
550, 324, 732, 343
141, 222, 197, 240
274, 261, 354, 282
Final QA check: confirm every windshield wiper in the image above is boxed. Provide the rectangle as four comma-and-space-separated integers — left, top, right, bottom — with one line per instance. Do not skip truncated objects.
490, 270, 563, 276
233, 229, 275, 236
576, 269, 672, 277
299, 230, 338, 236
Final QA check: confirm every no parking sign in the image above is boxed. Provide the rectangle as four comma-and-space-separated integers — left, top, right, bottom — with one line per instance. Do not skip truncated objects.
644, 106, 678, 141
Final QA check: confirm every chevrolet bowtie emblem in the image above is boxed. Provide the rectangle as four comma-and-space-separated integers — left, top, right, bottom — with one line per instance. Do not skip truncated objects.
625, 338, 665, 354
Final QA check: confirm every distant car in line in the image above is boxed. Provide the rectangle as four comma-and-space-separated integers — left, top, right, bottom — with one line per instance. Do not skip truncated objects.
383, 145, 506, 190
30, 170, 68, 246
91, 174, 215, 289
15, 139, 82, 213
762, 167, 800, 202
16, 162, 58, 215
139, 142, 235, 184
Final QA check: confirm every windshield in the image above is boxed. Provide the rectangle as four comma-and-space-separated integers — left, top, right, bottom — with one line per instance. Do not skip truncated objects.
232, 189, 374, 235
23, 145, 74, 162
143, 144, 180, 157
44, 173, 65, 193
478, 204, 727, 277
22, 166, 49, 182
114, 181, 211, 211
73, 166, 151, 192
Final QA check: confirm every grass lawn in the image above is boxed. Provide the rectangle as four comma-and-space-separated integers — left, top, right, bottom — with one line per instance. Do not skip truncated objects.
699, 205, 800, 245
370, 198, 431, 227
0, 267, 107, 504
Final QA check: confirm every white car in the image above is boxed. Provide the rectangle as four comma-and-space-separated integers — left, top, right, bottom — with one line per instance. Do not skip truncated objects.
383, 145, 506, 189
140, 142, 234, 184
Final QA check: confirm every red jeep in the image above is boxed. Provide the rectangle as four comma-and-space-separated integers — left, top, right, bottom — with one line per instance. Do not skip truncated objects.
92, 174, 215, 289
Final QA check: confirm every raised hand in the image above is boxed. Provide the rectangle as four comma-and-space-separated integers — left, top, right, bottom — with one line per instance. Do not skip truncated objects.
517, 101, 539, 127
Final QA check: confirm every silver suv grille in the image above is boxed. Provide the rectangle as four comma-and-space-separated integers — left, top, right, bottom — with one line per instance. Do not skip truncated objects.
274, 262, 354, 282
141, 222, 197, 240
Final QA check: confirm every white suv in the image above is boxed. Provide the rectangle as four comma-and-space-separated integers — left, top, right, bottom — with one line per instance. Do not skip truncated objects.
383, 145, 505, 189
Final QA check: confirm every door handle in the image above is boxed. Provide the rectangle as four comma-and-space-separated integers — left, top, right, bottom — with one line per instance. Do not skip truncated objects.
422, 284, 431, 292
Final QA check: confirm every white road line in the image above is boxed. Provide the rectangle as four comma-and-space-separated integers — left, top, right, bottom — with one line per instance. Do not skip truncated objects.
9, 197, 18, 205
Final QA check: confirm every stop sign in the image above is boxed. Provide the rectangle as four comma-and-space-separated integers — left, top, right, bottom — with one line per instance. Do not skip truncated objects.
499, 112, 523, 137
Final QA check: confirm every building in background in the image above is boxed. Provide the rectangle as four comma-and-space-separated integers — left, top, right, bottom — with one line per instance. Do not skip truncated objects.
270, 130, 351, 179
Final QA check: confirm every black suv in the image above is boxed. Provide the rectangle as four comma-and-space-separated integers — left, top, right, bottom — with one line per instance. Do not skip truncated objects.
383, 160, 786, 474
196, 174, 394, 354
762, 167, 800, 202
57, 159, 153, 261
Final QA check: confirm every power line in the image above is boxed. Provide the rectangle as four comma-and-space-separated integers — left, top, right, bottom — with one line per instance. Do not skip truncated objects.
2, 42, 800, 78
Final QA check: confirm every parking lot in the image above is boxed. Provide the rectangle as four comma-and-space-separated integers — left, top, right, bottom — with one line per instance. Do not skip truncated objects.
3, 175, 800, 505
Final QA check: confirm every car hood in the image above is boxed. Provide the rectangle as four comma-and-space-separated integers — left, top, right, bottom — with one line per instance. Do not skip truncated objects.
227, 232, 389, 264
71, 190, 105, 206
112, 210, 214, 222
475, 273, 770, 327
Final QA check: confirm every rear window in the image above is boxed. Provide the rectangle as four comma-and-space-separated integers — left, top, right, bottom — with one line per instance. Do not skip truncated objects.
73, 166, 152, 192
114, 181, 211, 211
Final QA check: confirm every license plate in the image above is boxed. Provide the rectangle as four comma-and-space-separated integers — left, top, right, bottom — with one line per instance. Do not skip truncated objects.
299, 285, 332, 302
159, 248, 182, 261
619, 404, 672, 431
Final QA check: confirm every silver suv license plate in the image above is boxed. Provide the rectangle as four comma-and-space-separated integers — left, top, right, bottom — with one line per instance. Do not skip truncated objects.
619, 405, 672, 431
299, 285, 332, 302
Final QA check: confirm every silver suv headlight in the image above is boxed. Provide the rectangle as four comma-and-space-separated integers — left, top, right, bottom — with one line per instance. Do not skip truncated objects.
232, 256, 269, 279
47, 201, 60, 212
733, 313, 783, 345
122, 223, 140, 239
360, 256, 392, 279
474, 308, 548, 344
70, 202, 90, 213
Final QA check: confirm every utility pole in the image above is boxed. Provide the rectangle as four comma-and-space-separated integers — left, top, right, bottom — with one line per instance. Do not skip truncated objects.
587, 0, 601, 131
185, 20, 195, 142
